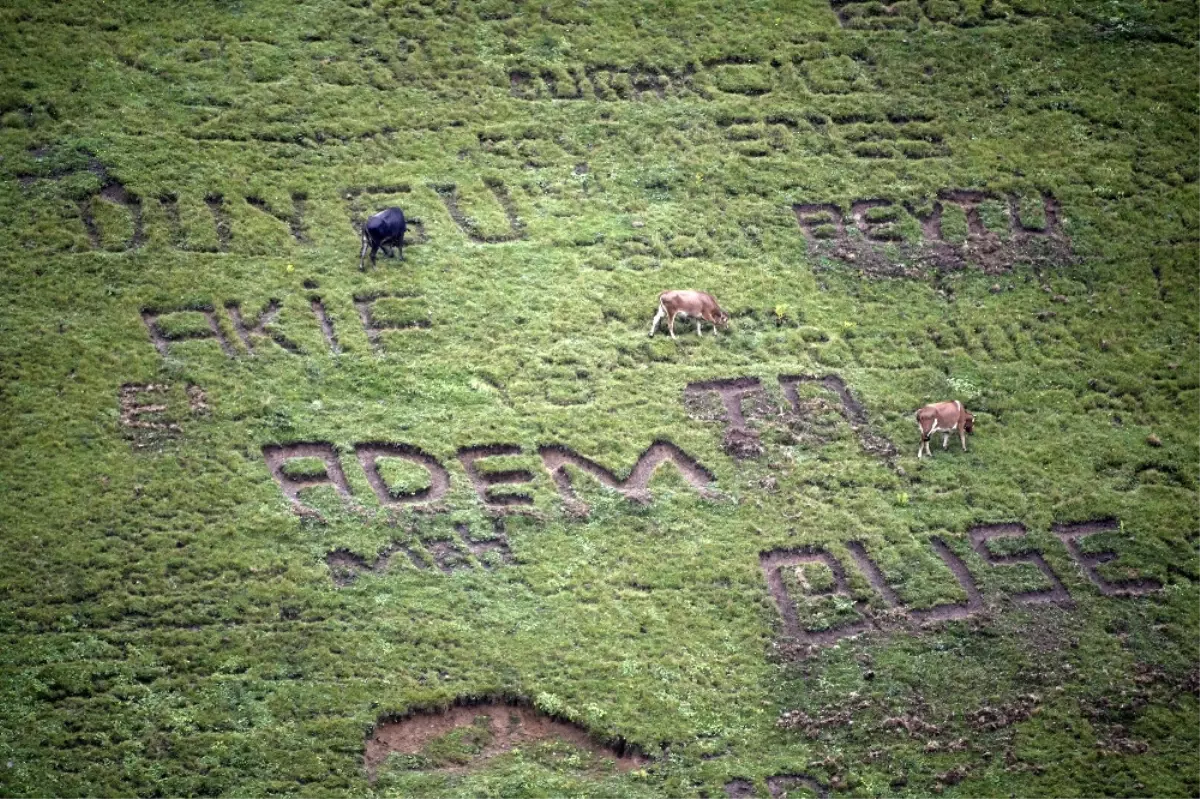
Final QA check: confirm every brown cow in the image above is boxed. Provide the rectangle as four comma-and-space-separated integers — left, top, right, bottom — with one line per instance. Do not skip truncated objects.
915, 400, 974, 459
648, 290, 729, 339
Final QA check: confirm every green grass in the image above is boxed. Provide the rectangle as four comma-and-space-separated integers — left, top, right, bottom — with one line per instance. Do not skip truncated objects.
0, 0, 1197, 796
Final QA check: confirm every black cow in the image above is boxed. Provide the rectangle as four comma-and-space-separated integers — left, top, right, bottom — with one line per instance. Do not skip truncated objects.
358, 207, 407, 270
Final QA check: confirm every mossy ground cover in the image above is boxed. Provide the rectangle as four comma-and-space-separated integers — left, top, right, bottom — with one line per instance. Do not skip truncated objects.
0, 0, 1197, 796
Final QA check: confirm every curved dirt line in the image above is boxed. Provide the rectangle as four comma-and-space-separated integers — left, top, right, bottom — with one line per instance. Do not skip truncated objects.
364, 698, 649, 780
356, 442, 450, 506
538, 440, 715, 514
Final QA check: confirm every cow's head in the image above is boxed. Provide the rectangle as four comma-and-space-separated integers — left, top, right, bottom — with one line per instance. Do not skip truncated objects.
714, 308, 731, 328
962, 410, 975, 433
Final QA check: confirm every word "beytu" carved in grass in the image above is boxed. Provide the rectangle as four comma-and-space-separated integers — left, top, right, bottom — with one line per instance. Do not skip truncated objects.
263, 440, 715, 518
762, 520, 1161, 658
794, 189, 1070, 274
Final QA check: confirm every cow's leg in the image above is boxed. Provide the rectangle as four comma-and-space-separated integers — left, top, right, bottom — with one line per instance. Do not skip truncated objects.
942, 432, 950, 450
696, 319, 702, 337
711, 320, 719, 336
960, 427, 968, 452
668, 312, 678, 340
649, 304, 665, 337
382, 243, 394, 258
358, 231, 371, 271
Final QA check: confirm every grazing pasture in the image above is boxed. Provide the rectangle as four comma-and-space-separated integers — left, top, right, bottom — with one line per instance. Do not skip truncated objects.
0, 0, 1196, 796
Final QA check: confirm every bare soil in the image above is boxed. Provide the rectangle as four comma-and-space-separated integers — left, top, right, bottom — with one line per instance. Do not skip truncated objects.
539, 441, 715, 513
363, 699, 649, 780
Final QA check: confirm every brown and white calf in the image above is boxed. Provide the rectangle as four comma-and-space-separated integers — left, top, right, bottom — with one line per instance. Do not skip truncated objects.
648, 290, 729, 339
915, 400, 975, 458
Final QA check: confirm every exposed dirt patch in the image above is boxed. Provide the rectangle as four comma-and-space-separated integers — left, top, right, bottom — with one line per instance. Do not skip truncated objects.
968, 694, 1041, 732
118, 382, 210, 449
1052, 519, 1163, 596
684, 377, 762, 431
18, 150, 147, 251
85, 180, 144, 250
509, 70, 531, 92
262, 442, 353, 516
538, 441, 715, 515
326, 542, 421, 587
186, 384, 209, 415
723, 428, 765, 459
309, 297, 341, 354
326, 520, 513, 586
1080, 664, 1200, 759
354, 292, 431, 352
850, 199, 904, 241
432, 180, 526, 243
778, 695, 875, 738
141, 305, 236, 358
724, 778, 755, 798
119, 383, 176, 431
684, 377, 766, 459
225, 299, 300, 354
770, 519, 1173, 714
759, 547, 872, 651
802, 191, 1073, 280
204, 194, 232, 251
245, 192, 309, 242
119, 383, 180, 449
356, 442, 451, 506
454, 520, 515, 568
458, 444, 535, 510
767, 774, 829, 799
845, 541, 903, 607
762, 536, 991, 658
363, 698, 649, 780
909, 538, 984, 623
778, 374, 899, 462
968, 523, 1072, 605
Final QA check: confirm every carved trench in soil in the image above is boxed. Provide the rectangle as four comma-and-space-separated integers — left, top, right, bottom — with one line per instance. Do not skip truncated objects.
364, 698, 649, 780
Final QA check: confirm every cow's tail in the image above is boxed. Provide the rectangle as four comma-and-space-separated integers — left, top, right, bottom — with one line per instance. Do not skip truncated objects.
358, 226, 370, 271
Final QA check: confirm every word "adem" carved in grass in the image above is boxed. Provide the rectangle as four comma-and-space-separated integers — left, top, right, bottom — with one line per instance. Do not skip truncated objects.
263, 440, 715, 518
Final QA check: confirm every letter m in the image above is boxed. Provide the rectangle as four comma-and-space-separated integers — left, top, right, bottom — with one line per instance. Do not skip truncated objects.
538, 441, 714, 516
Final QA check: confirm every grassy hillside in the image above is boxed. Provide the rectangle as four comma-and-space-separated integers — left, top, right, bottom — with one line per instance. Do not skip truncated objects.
0, 0, 1197, 796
